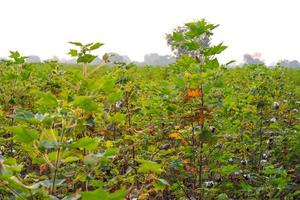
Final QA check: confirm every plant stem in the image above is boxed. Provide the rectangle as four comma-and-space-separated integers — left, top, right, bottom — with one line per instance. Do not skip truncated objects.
51, 118, 65, 195
83, 63, 87, 77
9, 106, 15, 157
258, 108, 263, 170
198, 55, 204, 200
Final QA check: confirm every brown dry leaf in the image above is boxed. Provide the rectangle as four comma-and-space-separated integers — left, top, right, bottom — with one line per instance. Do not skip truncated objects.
198, 117, 205, 125
182, 93, 191, 102
185, 163, 196, 173
181, 140, 189, 146
39, 163, 47, 174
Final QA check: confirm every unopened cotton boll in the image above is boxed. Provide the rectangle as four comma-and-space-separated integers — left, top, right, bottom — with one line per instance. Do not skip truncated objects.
274, 102, 279, 109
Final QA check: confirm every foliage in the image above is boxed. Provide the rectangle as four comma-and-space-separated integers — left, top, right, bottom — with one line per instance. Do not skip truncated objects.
0, 19, 299, 200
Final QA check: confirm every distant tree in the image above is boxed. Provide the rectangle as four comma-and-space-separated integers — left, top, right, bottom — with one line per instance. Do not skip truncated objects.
243, 53, 264, 65
109, 53, 131, 64
25, 55, 41, 63
278, 59, 300, 68
143, 53, 175, 65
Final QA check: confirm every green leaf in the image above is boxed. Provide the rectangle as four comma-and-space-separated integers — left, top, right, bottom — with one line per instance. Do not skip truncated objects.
240, 182, 253, 192
68, 49, 78, 57
40, 129, 58, 149
184, 41, 200, 51
205, 43, 227, 56
83, 155, 99, 167
107, 91, 123, 103
171, 32, 184, 42
220, 165, 238, 176
69, 41, 82, 47
71, 137, 99, 150
185, 20, 207, 38
90, 180, 103, 188
81, 188, 127, 200
37, 93, 58, 109
77, 54, 97, 64
138, 160, 163, 174
101, 78, 115, 93
9, 51, 20, 59
109, 189, 127, 200
225, 60, 236, 66
108, 113, 126, 124
0, 175, 29, 193
10, 126, 39, 144
61, 194, 81, 200
173, 77, 185, 87
13, 110, 35, 121
103, 148, 117, 158
72, 96, 99, 112
64, 156, 80, 163
3, 158, 17, 165
154, 178, 169, 191
81, 189, 108, 200
218, 193, 229, 200
89, 42, 104, 51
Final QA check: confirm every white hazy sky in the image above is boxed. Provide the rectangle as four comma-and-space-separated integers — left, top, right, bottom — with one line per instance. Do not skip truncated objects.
0, 0, 299, 63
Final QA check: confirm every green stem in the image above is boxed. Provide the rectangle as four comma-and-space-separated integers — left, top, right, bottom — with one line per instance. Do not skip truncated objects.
51, 119, 65, 194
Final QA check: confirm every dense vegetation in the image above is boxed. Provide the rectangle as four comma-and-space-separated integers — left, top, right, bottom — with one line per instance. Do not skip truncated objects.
0, 20, 299, 200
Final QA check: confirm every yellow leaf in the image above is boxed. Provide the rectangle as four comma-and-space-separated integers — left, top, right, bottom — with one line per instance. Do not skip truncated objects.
169, 132, 182, 139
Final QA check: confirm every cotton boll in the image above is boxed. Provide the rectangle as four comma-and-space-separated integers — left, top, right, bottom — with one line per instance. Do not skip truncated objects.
209, 126, 216, 133
270, 117, 277, 123
204, 181, 214, 188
